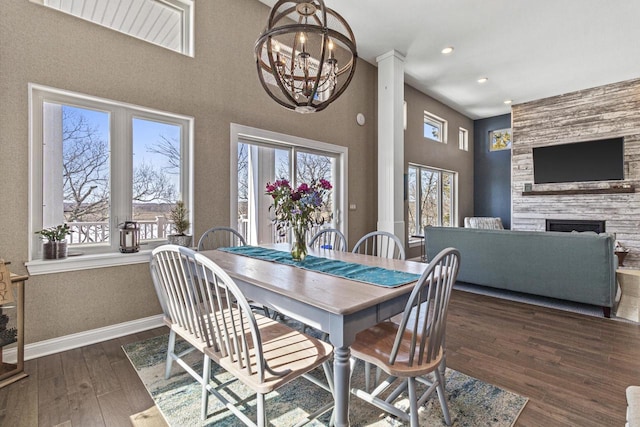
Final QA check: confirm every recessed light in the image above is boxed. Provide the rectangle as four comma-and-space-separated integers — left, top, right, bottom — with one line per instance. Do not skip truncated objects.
477, 77, 488, 84
504, 100, 512, 104
441, 46, 454, 55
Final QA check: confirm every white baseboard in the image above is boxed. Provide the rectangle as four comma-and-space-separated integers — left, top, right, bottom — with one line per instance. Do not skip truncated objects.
2, 314, 165, 363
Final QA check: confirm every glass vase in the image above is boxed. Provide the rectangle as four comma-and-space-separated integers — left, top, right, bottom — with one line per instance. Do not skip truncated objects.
291, 223, 308, 261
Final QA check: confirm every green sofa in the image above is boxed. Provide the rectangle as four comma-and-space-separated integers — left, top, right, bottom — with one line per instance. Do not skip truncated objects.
424, 227, 617, 317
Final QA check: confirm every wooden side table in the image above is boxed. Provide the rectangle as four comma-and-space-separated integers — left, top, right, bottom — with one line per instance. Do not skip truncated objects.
0, 273, 28, 388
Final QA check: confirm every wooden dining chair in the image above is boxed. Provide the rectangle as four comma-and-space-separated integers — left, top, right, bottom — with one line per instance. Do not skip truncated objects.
151, 244, 335, 426
352, 230, 406, 260
197, 226, 246, 251
196, 226, 272, 317
309, 228, 347, 251
349, 247, 460, 426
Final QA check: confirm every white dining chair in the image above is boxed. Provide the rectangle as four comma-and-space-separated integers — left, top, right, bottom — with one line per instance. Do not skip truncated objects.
349, 247, 461, 426
309, 228, 347, 251
197, 226, 246, 251
196, 226, 273, 317
352, 230, 405, 260
151, 244, 335, 425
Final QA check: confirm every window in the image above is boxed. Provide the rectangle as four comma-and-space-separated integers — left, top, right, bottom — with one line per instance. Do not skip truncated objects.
459, 127, 469, 151
423, 111, 447, 143
231, 124, 347, 246
29, 84, 193, 267
32, 0, 194, 56
407, 164, 456, 240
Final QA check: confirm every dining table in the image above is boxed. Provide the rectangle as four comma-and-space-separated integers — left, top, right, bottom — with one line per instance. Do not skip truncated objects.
199, 243, 427, 427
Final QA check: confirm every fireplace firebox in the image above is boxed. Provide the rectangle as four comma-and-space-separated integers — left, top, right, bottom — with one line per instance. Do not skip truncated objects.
545, 219, 606, 233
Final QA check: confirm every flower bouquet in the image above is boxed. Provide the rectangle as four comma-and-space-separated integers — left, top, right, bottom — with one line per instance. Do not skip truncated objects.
266, 178, 332, 261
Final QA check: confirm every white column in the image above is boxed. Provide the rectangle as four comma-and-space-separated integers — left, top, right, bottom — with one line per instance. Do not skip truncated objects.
376, 50, 405, 245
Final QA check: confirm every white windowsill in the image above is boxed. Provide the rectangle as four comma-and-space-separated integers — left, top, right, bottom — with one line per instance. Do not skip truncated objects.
26, 250, 152, 275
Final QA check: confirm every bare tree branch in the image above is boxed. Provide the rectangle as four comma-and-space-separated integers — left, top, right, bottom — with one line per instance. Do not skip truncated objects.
146, 135, 180, 175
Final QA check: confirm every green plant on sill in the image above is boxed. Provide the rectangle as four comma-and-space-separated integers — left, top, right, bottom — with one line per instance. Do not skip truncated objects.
35, 224, 72, 241
170, 201, 190, 236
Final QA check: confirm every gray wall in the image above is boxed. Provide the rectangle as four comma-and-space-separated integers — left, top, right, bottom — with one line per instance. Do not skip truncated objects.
473, 114, 512, 228
1, 0, 474, 344
1, 0, 377, 343
404, 85, 475, 258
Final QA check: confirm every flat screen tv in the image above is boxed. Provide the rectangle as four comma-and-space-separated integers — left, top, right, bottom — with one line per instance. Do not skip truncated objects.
532, 137, 624, 184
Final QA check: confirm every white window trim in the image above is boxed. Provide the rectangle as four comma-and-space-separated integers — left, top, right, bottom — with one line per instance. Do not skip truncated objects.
27, 83, 194, 275
407, 163, 458, 246
423, 111, 448, 143
30, 0, 195, 57
230, 123, 349, 244
459, 126, 469, 151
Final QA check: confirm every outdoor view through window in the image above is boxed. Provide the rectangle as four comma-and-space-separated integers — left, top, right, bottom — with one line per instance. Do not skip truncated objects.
237, 142, 335, 244
42, 104, 182, 246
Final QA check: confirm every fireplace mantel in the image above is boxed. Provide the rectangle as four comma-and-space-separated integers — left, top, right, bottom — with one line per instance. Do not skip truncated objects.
522, 186, 634, 196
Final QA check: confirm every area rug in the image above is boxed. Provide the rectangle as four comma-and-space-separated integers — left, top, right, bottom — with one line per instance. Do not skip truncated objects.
123, 333, 527, 426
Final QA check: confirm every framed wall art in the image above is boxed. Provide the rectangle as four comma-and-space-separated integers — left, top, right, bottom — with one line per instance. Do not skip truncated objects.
489, 128, 512, 151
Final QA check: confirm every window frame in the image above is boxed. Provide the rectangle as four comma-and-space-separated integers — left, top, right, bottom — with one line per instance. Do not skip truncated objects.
31, 0, 195, 57
230, 123, 348, 246
459, 127, 469, 151
27, 83, 193, 275
407, 163, 457, 245
423, 111, 448, 143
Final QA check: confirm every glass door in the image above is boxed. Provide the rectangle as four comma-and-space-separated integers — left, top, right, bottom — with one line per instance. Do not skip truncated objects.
237, 142, 341, 245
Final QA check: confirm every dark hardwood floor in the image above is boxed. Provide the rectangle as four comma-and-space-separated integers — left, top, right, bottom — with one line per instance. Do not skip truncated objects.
0, 290, 638, 426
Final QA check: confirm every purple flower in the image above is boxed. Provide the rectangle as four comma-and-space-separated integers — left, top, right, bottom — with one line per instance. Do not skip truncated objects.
319, 179, 332, 190
291, 191, 302, 201
265, 183, 276, 192
297, 183, 310, 193
276, 179, 290, 188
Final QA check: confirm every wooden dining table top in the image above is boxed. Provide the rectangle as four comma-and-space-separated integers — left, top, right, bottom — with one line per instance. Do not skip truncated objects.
199, 243, 428, 316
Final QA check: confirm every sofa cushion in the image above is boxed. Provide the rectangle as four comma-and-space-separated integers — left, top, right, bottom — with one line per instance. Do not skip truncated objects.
464, 217, 504, 229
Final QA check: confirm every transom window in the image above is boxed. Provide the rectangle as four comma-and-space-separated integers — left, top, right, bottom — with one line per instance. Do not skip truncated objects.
424, 111, 447, 143
407, 164, 456, 240
459, 127, 469, 151
32, 0, 194, 56
29, 84, 193, 262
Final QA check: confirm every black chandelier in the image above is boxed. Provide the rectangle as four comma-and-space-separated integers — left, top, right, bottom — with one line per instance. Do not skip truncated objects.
255, 0, 357, 113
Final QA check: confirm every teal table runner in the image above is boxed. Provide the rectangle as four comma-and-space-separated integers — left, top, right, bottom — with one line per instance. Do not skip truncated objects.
219, 246, 421, 288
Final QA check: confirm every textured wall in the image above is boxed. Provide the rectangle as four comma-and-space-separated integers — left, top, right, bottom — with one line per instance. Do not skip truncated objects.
1, 0, 474, 343
512, 78, 640, 267
473, 114, 512, 228
1, 0, 378, 344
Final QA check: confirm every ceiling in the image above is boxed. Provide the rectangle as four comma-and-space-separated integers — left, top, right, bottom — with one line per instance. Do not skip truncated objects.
256, 0, 640, 119
43, 0, 187, 53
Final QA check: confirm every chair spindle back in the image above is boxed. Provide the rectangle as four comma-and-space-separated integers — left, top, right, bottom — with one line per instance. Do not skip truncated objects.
390, 247, 460, 366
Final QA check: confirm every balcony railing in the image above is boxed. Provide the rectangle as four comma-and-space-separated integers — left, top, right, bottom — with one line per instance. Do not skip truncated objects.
66, 217, 327, 246
66, 217, 175, 244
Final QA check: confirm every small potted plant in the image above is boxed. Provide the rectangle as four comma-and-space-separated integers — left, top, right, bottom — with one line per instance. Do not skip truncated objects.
35, 224, 72, 260
168, 200, 192, 247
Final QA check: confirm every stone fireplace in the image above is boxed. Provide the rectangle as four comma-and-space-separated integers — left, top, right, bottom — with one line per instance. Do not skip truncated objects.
546, 219, 606, 234
510, 78, 640, 268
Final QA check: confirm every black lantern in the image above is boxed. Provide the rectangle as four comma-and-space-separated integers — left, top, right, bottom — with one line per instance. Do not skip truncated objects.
119, 221, 140, 253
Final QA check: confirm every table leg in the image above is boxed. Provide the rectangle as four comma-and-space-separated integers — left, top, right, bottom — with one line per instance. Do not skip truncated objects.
333, 345, 351, 426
